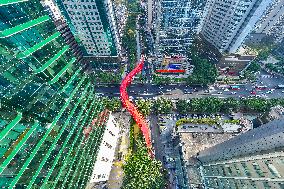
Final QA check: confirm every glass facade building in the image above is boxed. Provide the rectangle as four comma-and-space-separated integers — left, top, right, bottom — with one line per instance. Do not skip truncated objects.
155, 0, 206, 54
197, 118, 284, 188
0, 0, 108, 188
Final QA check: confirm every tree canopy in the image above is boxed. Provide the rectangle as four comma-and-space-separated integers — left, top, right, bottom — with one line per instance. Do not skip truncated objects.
122, 140, 165, 189
176, 97, 284, 114
153, 98, 173, 114
186, 52, 218, 86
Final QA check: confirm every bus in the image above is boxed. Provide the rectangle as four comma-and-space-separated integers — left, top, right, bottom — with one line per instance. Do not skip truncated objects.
230, 85, 240, 90
255, 85, 267, 90
276, 85, 284, 89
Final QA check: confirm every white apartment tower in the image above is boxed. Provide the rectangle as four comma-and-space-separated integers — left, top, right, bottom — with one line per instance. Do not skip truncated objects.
56, 0, 121, 57
201, 0, 273, 53
255, 0, 284, 42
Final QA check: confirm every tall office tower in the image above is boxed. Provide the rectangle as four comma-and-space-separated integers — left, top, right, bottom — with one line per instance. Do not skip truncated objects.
255, 0, 284, 42
55, 0, 122, 57
197, 118, 284, 188
155, 0, 206, 54
200, 0, 273, 54
0, 0, 110, 188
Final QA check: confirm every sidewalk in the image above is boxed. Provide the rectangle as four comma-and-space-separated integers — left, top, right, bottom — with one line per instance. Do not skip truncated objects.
107, 113, 130, 189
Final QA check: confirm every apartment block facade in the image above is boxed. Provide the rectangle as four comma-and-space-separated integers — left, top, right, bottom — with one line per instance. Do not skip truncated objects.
200, 0, 273, 53
198, 118, 284, 188
0, 0, 108, 188
255, 0, 284, 42
56, 0, 121, 57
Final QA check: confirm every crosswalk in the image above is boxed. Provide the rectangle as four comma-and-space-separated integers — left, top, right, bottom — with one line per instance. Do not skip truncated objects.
261, 75, 273, 78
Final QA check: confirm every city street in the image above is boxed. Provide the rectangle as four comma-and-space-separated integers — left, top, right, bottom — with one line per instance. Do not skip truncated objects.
95, 69, 284, 99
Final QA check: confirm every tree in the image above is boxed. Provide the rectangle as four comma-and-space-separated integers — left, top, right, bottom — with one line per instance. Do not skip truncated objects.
186, 52, 218, 86
122, 141, 166, 189
153, 75, 171, 85
136, 99, 153, 116
222, 98, 241, 113
246, 61, 261, 73
153, 98, 173, 114
176, 100, 189, 115
102, 97, 122, 111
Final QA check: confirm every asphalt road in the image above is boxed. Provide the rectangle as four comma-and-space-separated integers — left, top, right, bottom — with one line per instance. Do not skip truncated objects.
95, 69, 284, 99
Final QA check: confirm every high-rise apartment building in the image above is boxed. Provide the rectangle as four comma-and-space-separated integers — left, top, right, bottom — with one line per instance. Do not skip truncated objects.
197, 118, 284, 188
155, 0, 206, 54
55, 0, 121, 57
41, 0, 84, 62
147, 0, 154, 29
200, 0, 273, 53
255, 0, 284, 42
0, 0, 110, 188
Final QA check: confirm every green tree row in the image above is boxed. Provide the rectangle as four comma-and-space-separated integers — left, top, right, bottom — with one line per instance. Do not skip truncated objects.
94, 72, 121, 84
102, 97, 122, 112
176, 97, 284, 114
122, 1, 139, 70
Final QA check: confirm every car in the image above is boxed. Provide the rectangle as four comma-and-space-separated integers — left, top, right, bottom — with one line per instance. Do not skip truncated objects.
231, 92, 236, 95
266, 90, 273, 94
251, 91, 256, 95
218, 91, 222, 94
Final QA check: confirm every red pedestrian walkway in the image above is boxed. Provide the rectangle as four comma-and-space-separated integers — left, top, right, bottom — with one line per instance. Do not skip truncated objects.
120, 56, 153, 157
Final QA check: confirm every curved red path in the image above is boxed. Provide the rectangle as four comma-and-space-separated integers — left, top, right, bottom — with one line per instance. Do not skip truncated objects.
120, 56, 153, 157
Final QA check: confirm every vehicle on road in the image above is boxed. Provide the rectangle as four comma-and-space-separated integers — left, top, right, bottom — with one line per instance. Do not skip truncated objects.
255, 85, 267, 90
276, 85, 284, 89
230, 85, 240, 90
